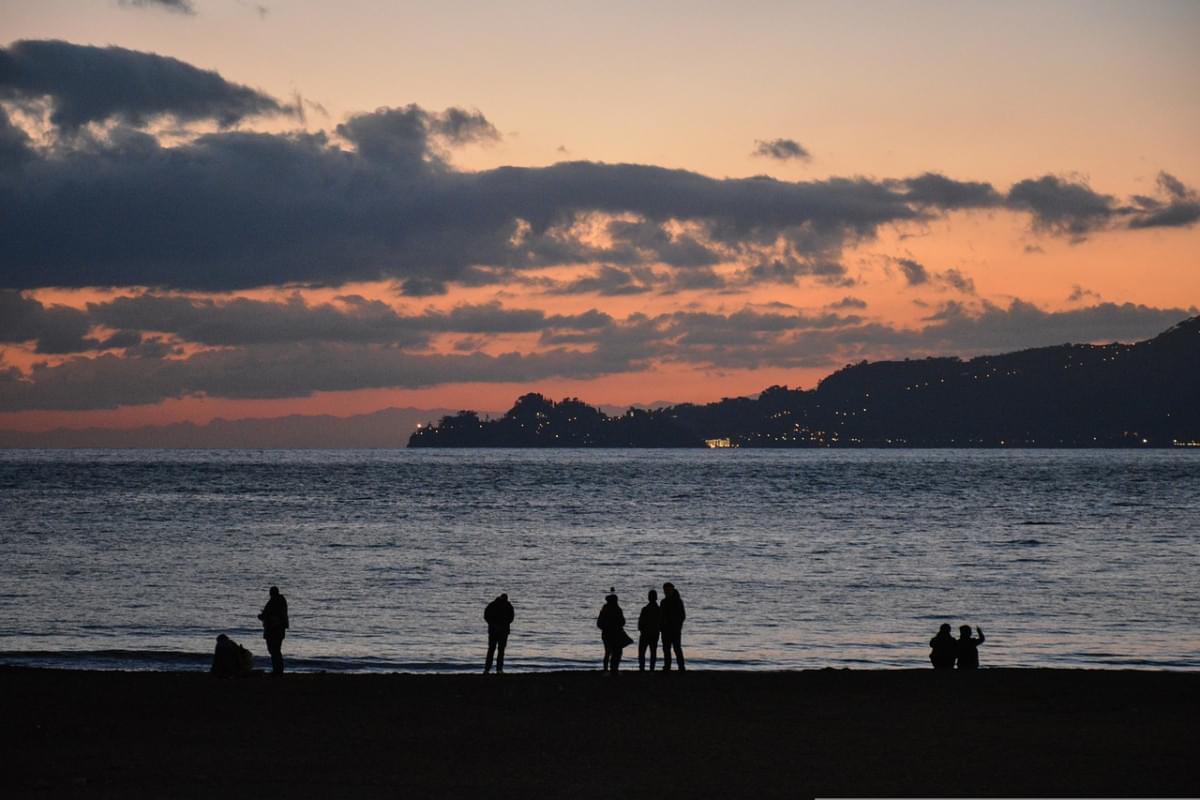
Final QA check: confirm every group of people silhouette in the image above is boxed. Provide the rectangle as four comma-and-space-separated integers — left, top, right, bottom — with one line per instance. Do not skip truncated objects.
213, 584, 988, 676
596, 582, 687, 674
928, 623, 985, 669
483, 582, 688, 675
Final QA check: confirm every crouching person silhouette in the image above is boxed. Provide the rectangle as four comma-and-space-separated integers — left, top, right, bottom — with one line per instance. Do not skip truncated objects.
956, 625, 985, 669
484, 593, 514, 674
929, 623, 956, 669
257, 586, 289, 676
210, 634, 253, 677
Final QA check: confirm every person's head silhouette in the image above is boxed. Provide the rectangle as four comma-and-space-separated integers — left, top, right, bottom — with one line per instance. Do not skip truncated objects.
959, 625, 972, 638
663, 582, 675, 596
499, 593, 508, 602
939, 623, 951, 635
648, 589, 658, 602
269, 586, 279, 598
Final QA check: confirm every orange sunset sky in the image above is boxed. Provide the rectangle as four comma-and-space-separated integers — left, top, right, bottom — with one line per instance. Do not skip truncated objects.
1, 0, 1197, 432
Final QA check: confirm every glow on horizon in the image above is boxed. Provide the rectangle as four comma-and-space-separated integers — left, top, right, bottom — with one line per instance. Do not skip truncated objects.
0, 1, 1197, 432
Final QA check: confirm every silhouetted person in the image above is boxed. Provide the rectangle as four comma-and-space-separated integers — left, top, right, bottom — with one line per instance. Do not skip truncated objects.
210, 634, 253, 677
484, 593, 515, 674
956, 625, 985, 669
638, 589, 662, 671
597, 589, 632, 673
257, 586, 289, 676
929, 623, 956, 669
660, 582, 686, 671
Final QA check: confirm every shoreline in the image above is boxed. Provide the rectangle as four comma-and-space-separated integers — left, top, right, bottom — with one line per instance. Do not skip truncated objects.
4, 667, 1195, 797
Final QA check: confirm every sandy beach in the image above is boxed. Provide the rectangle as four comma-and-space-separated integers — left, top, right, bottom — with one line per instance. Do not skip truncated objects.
3, 667, 1195, 797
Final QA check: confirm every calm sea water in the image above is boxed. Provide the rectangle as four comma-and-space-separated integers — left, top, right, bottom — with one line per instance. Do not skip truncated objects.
1, 449, 1197, 672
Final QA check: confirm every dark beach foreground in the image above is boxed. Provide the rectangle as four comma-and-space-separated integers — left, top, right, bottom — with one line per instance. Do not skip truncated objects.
3, 667, 1196, 798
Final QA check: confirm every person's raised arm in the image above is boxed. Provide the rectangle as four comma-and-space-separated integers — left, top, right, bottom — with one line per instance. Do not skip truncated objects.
976, 626, 985, 645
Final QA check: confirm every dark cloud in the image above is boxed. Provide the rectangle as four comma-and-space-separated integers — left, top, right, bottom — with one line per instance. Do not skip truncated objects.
940, 268, 975, 295
80, 294, 613, 348
1006, 175, 1117, 238
1067, 285, 1101, 303
895, 257, 930, 286
899, 173, 1003, 209
830, 296, 867, 309
335, 104, 498, 166
1006, 172, 1200, 237
0, 106, 32, 166
915, 299, 1196, 354
736, 258, 850, 287
549, 265, 655, 296
1128, 172, 1200, 229
605, 219, 722, 268
0, 40, 288, 130
893, 258, 974, 293
0, 343, 641, 411
119, 0, 196, 14
752, 138, 811, 161
0, 290, 96, 353
0, 297, 1192, 410
0, 124, 963, 291
0, 43, 1193, 300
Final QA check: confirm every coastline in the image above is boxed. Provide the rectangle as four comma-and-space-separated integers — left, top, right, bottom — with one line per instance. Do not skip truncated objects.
4, 667, 1195, 798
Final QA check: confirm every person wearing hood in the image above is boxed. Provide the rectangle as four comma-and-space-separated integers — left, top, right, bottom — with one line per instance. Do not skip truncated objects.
660, 582, 686, 671
597, 589, 632, 673
483, 593, 515, 674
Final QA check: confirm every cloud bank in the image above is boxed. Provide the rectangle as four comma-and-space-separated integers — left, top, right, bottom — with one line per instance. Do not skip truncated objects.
1, 40, 1193, 297
0, 290, 1192, 411
0, 40, 1195, 413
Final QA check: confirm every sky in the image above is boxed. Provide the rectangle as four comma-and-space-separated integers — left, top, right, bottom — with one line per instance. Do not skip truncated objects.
1, 0, 1198, 432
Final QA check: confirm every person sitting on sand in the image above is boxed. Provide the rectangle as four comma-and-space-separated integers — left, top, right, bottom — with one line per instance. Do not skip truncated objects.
929, 623, 957, 669
638, 589, 662, 671
660, 582, 686, 671
257, 586, 289, 676
956, 625, 985, 669
210, 634, 253, 677
597, 589, 632, 673
484, 593, 515, 674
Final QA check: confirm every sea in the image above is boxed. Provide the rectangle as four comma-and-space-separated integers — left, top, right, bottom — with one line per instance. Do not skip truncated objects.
1, 449, 1197, 673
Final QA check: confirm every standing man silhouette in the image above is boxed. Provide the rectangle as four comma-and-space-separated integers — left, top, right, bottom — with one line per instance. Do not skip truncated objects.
660, 582, 686, 671
258, 586, 289, 676
484, 593, 514, 674
637, 588, 662, 671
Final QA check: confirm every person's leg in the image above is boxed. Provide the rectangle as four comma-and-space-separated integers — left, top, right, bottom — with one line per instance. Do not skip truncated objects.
496, 632, 507, 673
661, 632, 674, 670
673, 633, 685, 671
638, 637, 647, 670
485, 631, 496, 673
612, 648, 621, 673
267, 637, 283, 675
650, 637, 658, 671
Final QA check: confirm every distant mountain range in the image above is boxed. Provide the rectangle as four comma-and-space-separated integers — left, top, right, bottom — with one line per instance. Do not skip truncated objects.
410, 315, 1200, 448
0, 407, 462, 449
